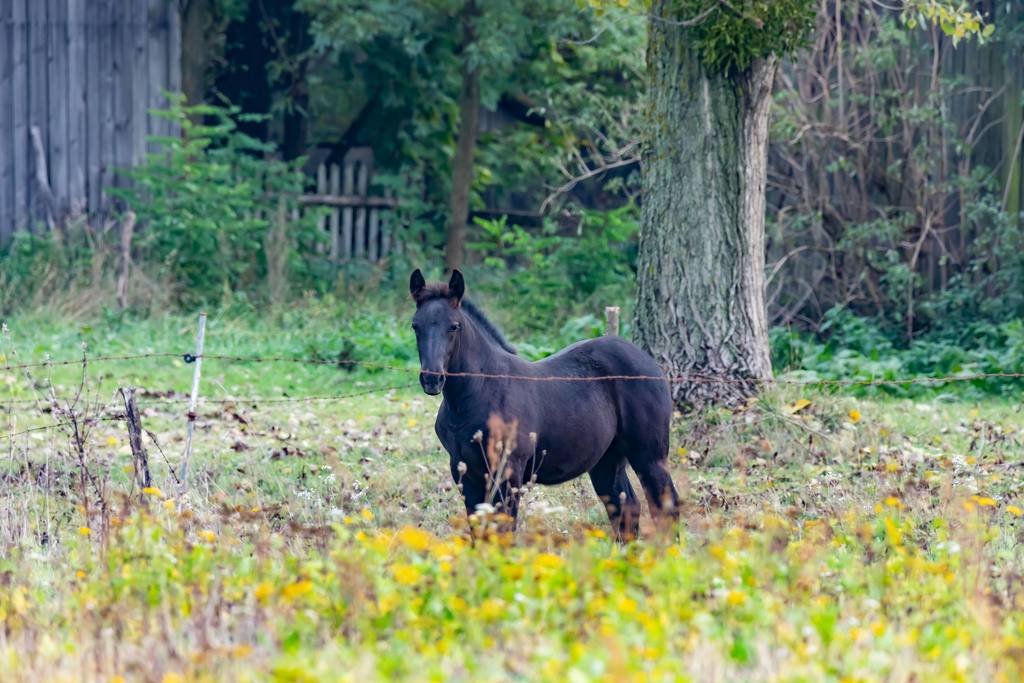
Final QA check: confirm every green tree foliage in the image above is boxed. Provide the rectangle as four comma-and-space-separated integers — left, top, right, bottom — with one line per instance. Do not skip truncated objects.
667, 0, 817, 73
298, 0, 644, 246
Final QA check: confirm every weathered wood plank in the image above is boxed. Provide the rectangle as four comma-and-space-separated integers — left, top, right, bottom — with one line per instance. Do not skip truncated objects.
379, 190, 393, 259
368, 208, 380, 261
85, 0, 103, 216
167, 0, 181, 97
0, 0, 14, 243
46, 0, 69, 220
99, 0, 116, 208
11, 0, 29, 233
297, 194, 398, 208
146, 0, 168, 149
27, 0, 48, 230
316, 162, 326, 253
354, 159, 368, 259
130, 0, 147, 167
67, 0, 87, 214
342, 160, 354, 259
329, 163, 340, 262
112, 0, 133, 193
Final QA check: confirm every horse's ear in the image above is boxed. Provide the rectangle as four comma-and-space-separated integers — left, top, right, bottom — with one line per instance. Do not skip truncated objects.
409, 269, 426, 300
448, 269, 465, 306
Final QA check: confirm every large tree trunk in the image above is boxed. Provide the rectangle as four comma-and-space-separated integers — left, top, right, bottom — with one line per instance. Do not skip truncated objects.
181, 0, 215, 108
635, 5, 776, 410
444, 4, 481, 272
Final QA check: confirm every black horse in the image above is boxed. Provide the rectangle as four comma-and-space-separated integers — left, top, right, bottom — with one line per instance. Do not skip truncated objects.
410, 269, 680, 539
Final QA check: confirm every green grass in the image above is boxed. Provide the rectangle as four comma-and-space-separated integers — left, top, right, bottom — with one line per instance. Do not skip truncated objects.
2, 306, 1023, 681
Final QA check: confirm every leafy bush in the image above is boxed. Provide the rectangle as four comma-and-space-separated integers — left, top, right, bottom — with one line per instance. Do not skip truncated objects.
468, 205, 638, 334
112, 97, 324, 307
772, 307, 1024, 397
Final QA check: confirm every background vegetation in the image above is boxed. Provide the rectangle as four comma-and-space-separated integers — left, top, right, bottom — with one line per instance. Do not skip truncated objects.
1, 1, 1020, 381
1, 1, 1022, 679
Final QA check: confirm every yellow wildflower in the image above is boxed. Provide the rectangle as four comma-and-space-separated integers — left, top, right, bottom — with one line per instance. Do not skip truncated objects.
254, 581, 274, 602
848, 408, 861, 423
163, 499, 176, 512
532, 553, 564, 572
884, 517, 902, 546
1006, 505, 1023, 517
391, 563, 421, 586
617, 596, 639, 615
478, 597, 506, 619
377, 593, 401, 614
281, 580, 313, 601
142, 486, 165, 498
360, 507, 374, 521
198, 529, 217, 543
78, 526, 91, 537
970, 495, 997, 507
725, 590, 747, 606
884, 497, 902, 509
396, 526, 432, 552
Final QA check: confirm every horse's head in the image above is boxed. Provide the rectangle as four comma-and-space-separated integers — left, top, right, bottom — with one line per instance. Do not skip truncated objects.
409, 268, 466, 395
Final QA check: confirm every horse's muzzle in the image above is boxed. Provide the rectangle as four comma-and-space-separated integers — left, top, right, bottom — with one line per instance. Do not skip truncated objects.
420, 371, 445, 395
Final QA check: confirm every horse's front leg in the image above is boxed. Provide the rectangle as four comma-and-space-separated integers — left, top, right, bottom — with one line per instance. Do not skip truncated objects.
451, 456, 486, 517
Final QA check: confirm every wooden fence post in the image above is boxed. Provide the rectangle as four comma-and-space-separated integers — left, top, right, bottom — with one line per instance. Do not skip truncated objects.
116, 211, 136, 309
119, 386, 152, 489
178, 312, 207, 494
605, 306, 620, 336
266, 197, 288, 304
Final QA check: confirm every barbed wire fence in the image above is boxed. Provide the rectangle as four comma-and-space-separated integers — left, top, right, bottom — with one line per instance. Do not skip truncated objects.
2, 312, 1023, 490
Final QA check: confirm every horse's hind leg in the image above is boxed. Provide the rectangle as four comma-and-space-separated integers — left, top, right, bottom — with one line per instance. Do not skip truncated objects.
628, 455, 680, 529
588, 451, 641, 541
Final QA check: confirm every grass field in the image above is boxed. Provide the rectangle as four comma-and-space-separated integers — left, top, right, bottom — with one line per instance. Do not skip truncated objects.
2, 308, 1023, 681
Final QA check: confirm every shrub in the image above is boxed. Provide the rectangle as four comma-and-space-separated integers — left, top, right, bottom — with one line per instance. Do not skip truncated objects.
111, 97, 324, 308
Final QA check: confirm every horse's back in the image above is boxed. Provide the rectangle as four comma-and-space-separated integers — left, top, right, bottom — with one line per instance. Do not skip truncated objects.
533, 336, 671, 431
535, 335, 666, 381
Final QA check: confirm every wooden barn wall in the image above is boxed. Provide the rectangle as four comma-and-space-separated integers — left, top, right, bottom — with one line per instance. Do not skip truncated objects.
0, 0, 181, 243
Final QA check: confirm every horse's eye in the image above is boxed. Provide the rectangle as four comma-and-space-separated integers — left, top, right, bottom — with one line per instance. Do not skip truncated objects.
450, 323, 461, 333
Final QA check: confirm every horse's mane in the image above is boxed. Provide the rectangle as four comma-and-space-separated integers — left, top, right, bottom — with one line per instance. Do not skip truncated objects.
414, 284, 516, 355
462, 298, 516, 355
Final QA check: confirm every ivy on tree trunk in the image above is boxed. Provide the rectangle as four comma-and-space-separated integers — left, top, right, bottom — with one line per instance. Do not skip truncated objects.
635, 2, 777, 409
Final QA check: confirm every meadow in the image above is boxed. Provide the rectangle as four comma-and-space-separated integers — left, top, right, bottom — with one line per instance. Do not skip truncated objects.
1, 305, 1023, 682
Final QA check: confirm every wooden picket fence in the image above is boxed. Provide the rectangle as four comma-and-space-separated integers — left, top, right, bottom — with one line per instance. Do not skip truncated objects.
299, 147, 398, 263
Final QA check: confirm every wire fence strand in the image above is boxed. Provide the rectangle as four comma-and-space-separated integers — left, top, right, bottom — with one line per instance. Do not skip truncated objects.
2, 349, 1022, 412
3, 348, 1020, 441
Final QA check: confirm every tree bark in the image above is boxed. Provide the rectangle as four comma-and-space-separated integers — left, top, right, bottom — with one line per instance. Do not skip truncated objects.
181, 0, 214, 108
444, 3, 481, 272
635, 2, 776, 410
